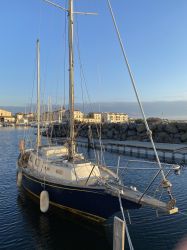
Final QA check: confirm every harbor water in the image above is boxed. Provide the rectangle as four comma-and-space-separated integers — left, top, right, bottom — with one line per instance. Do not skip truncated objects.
0, 127, 187, 250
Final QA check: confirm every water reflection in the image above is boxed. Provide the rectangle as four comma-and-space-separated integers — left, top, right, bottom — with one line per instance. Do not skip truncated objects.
1, 128, 187, 250
17, 189, 112, 250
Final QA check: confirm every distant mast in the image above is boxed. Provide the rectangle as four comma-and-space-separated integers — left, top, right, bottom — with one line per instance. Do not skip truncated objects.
68, 0, 75, 160
36, 39, 41, 148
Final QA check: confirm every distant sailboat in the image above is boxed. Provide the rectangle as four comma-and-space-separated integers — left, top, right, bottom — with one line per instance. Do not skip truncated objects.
17, 0, 178, 222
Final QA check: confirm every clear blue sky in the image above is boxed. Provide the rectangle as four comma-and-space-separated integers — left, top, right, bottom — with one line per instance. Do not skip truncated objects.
0, 0, 187, 107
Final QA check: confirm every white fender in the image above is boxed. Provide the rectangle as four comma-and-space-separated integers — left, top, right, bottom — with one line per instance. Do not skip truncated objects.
40, 190, 49, 213
19, 139, 25, 154
17, 171, 22, 187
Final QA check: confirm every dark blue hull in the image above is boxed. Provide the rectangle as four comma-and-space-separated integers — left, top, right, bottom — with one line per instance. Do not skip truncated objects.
22, 171, 141, 221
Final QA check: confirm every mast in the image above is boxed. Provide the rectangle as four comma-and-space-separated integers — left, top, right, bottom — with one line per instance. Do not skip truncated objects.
68, 0, 75, 160
36, 39, 41, 148
42, 0, 96, 160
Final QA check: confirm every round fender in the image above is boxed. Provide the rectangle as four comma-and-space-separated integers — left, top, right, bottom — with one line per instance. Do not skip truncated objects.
17, 171, 22, 187
40, 190, 49, 213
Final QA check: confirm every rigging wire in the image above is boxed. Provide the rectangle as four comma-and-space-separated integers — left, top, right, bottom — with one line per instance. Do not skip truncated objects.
25, 0, 43, 149
74, 12, 107, 166
49, 0, 69, 142
41, 0, 69, 145
63, 0, 68, 109
75, 14, 85, 114
106, 0, 173, 201
54, 0, 68, 110
23, 44, 37, 149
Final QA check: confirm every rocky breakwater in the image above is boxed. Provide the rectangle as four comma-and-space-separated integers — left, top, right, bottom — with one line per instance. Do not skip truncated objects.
47, 118, 187, 144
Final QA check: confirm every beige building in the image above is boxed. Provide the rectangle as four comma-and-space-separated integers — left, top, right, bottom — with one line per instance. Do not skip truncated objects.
102, 112, 128, 123
55, 110, 129, 124
4, 116, 15, 123
16, 113, 24, 121
25, 112, 35, 122
0, 109, 15, 123
65, 110, 84, 122
83, 118, 96, 123
0, 109, 12, 117
16, 118, 29, 125
15, 113, 29, 125
83, 112, 102, 123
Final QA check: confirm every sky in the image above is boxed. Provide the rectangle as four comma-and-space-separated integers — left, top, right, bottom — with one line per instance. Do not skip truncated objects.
0, 0, 187, 107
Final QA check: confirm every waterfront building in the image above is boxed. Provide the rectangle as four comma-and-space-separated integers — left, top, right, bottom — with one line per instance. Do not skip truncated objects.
0, 109, 12, 117
88, 112, 102, 122
0, 109, 15, 124
83, 112, 102, 123
4, 116, 16, 123
25, 112, 36, 122
16, 117, 29, 125
15, 113, 29, 125
52, 110, 129, 124
83, 118, 96, 123
15, 113, 24, 121
64, 110, 84, 122
102, 112, 128, 123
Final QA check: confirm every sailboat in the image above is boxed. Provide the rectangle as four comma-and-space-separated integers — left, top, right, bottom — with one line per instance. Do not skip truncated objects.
17, 0, 178, 222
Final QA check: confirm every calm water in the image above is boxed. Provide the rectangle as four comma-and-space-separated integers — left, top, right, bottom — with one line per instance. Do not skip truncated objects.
0, 128, 187, 250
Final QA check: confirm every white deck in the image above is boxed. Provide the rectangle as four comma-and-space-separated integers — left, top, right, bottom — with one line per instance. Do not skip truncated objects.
27, 147, 103, 184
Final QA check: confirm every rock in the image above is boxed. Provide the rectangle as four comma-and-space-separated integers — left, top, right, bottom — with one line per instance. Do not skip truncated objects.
149, 124, 156, 131
113, 130, 120, 140
147, 117, 162, 123
49, 120, 187, 144
112, 135, 117, 140
120, 133, 127, 140
155, 132, 172, 143
157, 123, 164, 132
136, 124, 146, 133
164, 124, 178, 134
139, 133, 148, 140
173, 138, 181, 144
107, 123, 113, 130
135, 119, 144, 124
129, 122, 136, 130
106, 130, 113, 138
176, 123, 187, 131
121, 123, 129, 132
142, 138, 149, 142
173, 133, 181, 139
127, 130, 136, 136
181, 133, 187, 142
126, 135, 140, 140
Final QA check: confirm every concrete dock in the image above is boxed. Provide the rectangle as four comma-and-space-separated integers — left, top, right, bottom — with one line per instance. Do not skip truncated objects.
76, 138, 187, 164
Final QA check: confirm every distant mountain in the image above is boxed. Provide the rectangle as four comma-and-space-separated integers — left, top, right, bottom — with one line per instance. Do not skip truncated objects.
1, 101, 187, 120
0, 106, 26, 114
75, 101, 187, 120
